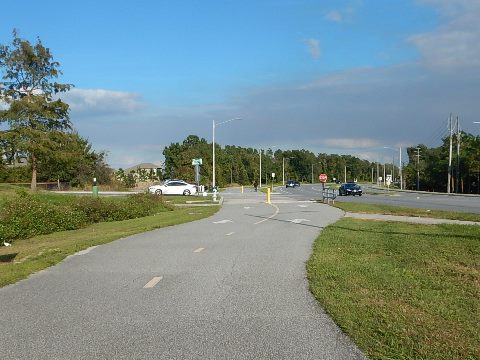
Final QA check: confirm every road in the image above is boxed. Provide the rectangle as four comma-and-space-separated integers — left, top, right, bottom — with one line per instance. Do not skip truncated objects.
277, 184, 480, 214
0, 190, 366, 360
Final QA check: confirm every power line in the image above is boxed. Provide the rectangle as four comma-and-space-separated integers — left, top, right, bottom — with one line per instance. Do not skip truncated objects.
425, 119, 449, 146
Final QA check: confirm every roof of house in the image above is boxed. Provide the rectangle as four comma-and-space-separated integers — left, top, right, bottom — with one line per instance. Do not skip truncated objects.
125, 163, 162, 173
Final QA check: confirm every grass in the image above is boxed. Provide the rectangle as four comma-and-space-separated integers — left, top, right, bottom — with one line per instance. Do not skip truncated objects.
159, 194, 215, 204
0, 205, 219, 288
333, 202, 480, 222
307, 218, 480, 360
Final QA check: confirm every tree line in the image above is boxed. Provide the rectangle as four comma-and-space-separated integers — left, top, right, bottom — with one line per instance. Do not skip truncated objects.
404, 132, 480, 194
164, 133, 480, 194
163, 135, 377, 187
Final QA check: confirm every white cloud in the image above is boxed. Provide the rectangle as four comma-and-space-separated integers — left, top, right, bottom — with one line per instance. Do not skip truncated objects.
325, 10, 343, 23
60, 88, 145, 116
304, 38, 321, 59
409, 0, 480, 69
324, 1, 362, 23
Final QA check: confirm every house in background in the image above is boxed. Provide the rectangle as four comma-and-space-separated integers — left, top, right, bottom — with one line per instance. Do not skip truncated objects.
123, 163, 163, 188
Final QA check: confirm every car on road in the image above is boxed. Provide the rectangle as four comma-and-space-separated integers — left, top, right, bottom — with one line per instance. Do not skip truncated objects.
338, 182, 362, 196
148, 180, 197, 196
286, 180, 299, 188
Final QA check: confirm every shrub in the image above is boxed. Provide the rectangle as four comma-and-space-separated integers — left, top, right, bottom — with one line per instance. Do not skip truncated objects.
0, 195, 88, 241
0, 193, 173, 243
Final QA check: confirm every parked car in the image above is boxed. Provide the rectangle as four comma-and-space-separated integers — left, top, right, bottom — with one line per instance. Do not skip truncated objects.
148, 180, 197, 196
286, 180, 298, 188
338, 182, 362, 196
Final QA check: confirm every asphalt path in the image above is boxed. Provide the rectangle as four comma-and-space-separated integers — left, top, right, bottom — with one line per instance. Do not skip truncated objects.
0, 189, 366, 359
277, 184, 480, 214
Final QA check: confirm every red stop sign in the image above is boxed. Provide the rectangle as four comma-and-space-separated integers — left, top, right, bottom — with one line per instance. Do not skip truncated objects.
319, 173, 328, 182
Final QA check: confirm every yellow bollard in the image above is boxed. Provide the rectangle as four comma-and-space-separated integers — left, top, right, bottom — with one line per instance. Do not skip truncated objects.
267, 188, 271, 204
241, 186, 244, 193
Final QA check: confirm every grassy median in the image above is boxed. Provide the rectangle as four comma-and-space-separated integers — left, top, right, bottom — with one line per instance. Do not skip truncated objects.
307, 218, 479, 360
333, 202, 480, 222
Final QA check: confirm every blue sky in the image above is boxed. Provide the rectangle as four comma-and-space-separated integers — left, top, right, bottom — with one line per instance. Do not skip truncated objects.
2, 0, 480, 168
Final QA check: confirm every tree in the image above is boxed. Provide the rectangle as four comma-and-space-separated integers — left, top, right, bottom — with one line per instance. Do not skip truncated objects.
37, 132, 112, 187
0, 30, 73, 191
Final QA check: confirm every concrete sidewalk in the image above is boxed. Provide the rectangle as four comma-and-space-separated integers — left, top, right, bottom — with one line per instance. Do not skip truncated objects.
345, 212, 480, 226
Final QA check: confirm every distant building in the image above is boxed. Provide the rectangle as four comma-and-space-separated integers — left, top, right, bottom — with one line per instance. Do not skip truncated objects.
4, 156, 28, 168
124, 163, 163, 183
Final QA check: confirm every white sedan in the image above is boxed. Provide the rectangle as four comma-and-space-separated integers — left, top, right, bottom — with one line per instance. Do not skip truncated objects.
148, 180, 197, 196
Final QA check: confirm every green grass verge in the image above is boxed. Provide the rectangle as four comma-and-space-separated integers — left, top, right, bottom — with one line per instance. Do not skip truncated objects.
307, 218, 479, 360
160, 194, 215, 204
333, 202, 480, 222
0, 205, 219, 288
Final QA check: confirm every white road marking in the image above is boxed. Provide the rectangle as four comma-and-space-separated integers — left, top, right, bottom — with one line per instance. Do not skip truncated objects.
288, 218, 311, 224
226, 232, 235, 236
297, 205, 309, 208
244, 206, 251, 209
213, 219, 233, 224
254, 204, 280, 225
143, 276, 163, 288
194, 247, 205, 253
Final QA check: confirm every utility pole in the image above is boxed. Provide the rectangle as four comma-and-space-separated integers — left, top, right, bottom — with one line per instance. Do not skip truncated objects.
377, 162, 380, 185
259, 149, 262, 187
399, 146, 403, 190
383, 164, 386, 186
456, 116, 461, 193
392, 154, 395, 183
447, 114, 453, 193
416, 147, 421, 191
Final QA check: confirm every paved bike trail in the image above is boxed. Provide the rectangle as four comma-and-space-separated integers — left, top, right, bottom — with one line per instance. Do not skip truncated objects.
0, 190, 366, 359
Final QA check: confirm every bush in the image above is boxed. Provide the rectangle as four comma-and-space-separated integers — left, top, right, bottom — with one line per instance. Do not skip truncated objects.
0, 193, 172, 243
0, 196, 88, 241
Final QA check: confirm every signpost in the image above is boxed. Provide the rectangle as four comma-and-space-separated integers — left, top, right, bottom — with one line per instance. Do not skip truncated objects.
319, 173, 327, 191
386, 174, 392, 191
192, 158, 202, 193
319, 173, 328, 182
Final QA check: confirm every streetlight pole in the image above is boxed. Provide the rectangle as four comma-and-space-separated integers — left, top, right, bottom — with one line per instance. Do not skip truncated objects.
399, 146, 403, 190
384, 146, 403, 190
212, 118, 240, 190
311, 162, 321, 184
260, 146, 276, 188
212, 120, 215, 190
283, 157, 294, 185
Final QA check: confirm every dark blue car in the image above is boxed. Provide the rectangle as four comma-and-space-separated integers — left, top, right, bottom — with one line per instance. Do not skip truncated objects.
339, 182, 362, 196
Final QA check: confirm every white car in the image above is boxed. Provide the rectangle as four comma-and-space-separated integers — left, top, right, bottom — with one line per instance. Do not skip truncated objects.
148, 180, 197, 196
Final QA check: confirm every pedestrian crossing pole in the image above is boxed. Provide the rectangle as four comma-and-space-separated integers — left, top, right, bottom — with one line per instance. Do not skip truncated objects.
92, 177, 98, 197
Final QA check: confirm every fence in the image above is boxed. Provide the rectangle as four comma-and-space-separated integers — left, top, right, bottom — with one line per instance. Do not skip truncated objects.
322, 188, 337, 204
